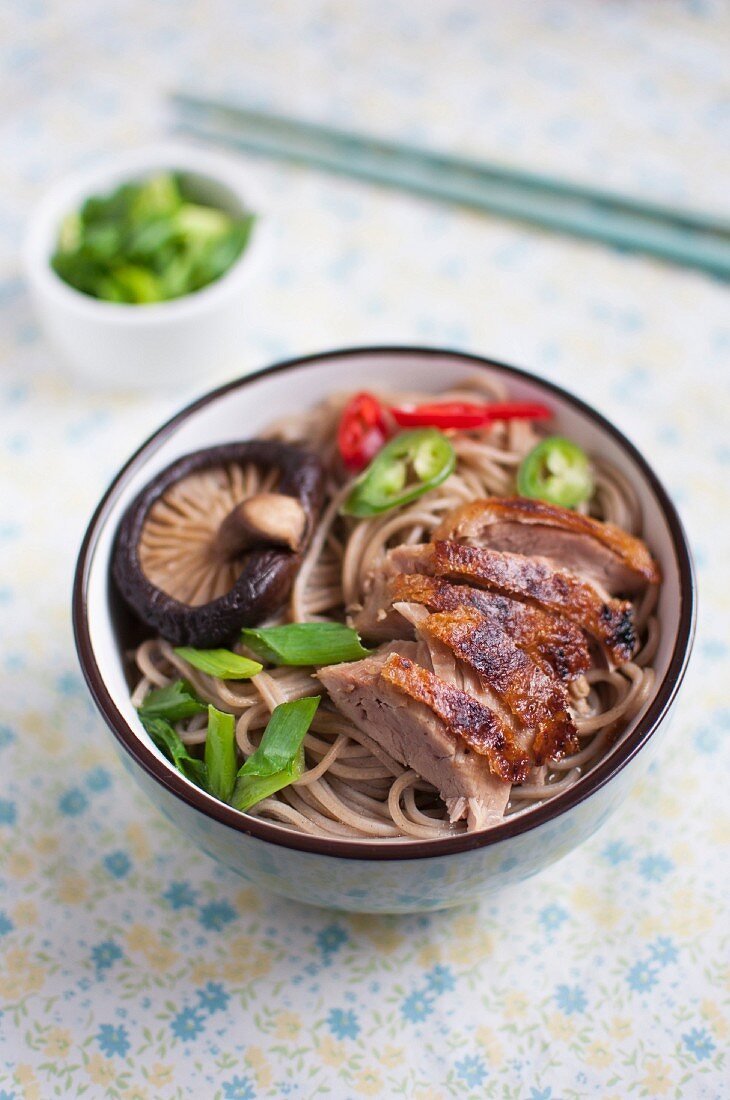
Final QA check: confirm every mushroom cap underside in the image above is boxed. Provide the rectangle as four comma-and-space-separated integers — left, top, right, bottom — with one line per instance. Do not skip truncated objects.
112, 440, 326, 647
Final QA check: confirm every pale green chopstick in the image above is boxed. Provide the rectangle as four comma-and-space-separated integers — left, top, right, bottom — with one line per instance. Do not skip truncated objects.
172, 93, 730, 280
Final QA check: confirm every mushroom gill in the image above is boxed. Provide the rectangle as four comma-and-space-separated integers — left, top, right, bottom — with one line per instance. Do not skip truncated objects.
138, 461, 280, 606
114, 439, 326, 647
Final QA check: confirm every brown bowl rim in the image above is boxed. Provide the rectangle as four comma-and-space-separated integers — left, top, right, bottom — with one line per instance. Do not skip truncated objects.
72, 346, 696, 862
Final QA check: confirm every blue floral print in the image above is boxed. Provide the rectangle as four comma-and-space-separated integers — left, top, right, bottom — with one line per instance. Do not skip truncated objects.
638, 854, 674, 881
539, 903, 568, 932
401, 989, 435, 1023
425, 964, 455, 994
627, 960, 659, 992
196, 981, 229, 1014
683, 1028, 716, 1061
97, 1023, 130, 1057
163, 882, 198, 909
327, 1008, 360, 1039
91, 940, 123, 973
85, 766, 112, 791
0, 800, 17, 825
602, 840, 632, 865
0, 6, 728, 1099
58, 788, 89, 816
648, 937, 679, 966
554, 984, 587, 1014
198, 900, 236, 930
103, 850, 132, 879
455, 1054, 488, 1087
222, 1077, 256, 1100
170, 1007, 206, 1041
57, 672, 82, 696
316, 923, 348, 956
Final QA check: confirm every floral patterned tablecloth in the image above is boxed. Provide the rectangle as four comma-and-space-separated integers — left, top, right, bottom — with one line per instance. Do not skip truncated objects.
1, 2, 728, 1096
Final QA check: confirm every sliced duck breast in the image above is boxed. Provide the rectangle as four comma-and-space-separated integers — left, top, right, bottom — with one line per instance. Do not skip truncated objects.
317, 649, 512, 830
353, 539, 633, 665
434, 497, 661, 595
419, 606, 579, 763
371, 572, 592, 682
430, 540, 636, 665
380, 654, 530, 783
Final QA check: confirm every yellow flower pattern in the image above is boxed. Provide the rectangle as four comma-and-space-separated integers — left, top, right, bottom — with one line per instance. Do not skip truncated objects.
0, 2, 727, 1097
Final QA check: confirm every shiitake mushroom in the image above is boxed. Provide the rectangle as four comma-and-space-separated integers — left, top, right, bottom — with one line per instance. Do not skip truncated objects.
112, 441, 325, 647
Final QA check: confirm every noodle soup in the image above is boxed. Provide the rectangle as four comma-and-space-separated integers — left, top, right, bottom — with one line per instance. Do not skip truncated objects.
121, 372, 662, 841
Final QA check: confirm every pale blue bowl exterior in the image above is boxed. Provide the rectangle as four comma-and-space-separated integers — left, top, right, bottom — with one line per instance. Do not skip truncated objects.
112, 712, 672, 914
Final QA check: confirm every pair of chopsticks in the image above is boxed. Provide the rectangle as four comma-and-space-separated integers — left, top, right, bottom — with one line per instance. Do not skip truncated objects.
172, 93, 730, 280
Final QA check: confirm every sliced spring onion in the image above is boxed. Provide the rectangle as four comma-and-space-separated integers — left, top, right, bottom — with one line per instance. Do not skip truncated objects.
241, 622, 372, 667
204, 705, 237, 803
138, 679, 207, 722
173, 647, 263, 680
51, 171, 255, 304
231, 753, 304, 814
341, 428, 455, 517
517, 436, 594, 509
231, 697, 319, 811
139, 713, 208, 789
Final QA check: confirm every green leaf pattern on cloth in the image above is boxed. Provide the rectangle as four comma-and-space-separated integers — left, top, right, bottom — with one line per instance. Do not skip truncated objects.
1, 2, 728, 1095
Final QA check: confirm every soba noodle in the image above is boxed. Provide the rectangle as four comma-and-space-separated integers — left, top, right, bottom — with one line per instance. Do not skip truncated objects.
131, 375, 658, 840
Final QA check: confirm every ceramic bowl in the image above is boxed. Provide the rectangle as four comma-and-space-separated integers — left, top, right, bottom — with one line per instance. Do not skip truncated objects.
24, 143, 266, 391
72, 347, 695, 912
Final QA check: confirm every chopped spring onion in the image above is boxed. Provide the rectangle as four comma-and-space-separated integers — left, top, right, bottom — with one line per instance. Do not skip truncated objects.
138, 678, 207, 722
241, 622, 372, 667
231, 757, 304, 815
51, 171, 255, 304
517, 436, 594, 509
232, 696, 320, 812
173, 647, 263, 680
139, 713, 208, 789
204, 705, 237, 803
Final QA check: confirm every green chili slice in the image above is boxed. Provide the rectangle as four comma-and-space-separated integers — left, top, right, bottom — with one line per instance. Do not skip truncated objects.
341, 428, 455, 517
517, 436, 594, 509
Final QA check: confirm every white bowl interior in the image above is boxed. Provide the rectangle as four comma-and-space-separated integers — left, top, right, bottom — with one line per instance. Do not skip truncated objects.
85, 350, 684, 835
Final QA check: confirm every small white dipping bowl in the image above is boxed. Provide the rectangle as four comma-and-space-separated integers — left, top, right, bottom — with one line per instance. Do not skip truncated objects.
23, 144, 266, 391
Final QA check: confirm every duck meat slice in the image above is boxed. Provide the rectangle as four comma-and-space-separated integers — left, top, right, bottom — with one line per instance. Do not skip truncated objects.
389, 573, 591, 682
351, 545, 432, 642
394, 600, 534, 764
419, 606, 579, 763
434, 497, 661, 595
431, 540, 636, 665
380, 653, 530, 782
317, 649, 512, 831
353, 539, 631, 665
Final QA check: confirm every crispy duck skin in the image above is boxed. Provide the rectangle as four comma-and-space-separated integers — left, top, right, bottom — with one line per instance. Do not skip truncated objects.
431, 540, 636, 664
390, 573, 591, 682
434, 497, 661, 595
420, 606, 579, 763
380, 653, 530, 783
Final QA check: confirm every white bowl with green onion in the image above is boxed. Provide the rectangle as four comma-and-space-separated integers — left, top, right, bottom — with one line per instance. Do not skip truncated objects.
24, 144, 265, 391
